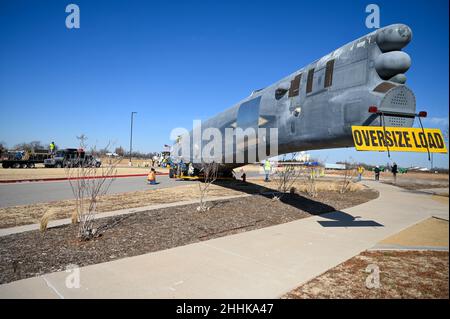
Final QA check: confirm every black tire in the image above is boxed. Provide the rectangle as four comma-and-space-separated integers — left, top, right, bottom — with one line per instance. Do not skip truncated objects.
2, 162, 10, 169
56, 162, 63, 168
169, 168, 174, 178
96, 162, 101, 168
13, 163, 20, 168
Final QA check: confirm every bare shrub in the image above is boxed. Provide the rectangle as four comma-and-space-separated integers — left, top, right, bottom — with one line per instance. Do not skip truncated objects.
66, 135, 121, 241
340, 160, 356, 194
300, 166, 319, 198
197, 161, 219, 212
272, 154, 302, 200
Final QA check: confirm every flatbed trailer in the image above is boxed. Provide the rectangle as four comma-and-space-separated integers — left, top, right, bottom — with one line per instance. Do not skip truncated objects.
1, 150, 51, 168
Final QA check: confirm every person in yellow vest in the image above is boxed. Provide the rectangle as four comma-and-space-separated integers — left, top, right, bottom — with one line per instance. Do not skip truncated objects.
147, 168, 157, 185
264, 159, 271, 182
49, 141, 56, 155
357, 166, 365, 182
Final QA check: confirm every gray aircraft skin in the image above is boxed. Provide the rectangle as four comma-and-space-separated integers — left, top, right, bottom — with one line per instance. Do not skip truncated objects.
174, 24, 416, 170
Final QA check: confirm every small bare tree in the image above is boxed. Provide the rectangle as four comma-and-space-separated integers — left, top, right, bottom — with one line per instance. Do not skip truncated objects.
272, 153, 302, 200
299, 165, 319, 198
66, 134, 121, 240
197, 161, 219, 212
340, 159, 356, 194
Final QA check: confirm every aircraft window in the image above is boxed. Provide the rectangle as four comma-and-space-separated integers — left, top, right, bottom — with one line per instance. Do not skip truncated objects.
306, 68, 314, 93
275, 88, 288, 100
288, 74, 302, 97
324, 59, 335, 88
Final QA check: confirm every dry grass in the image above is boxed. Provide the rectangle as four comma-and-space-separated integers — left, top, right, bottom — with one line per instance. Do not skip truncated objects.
0, 167, 168, 181
0, 183, 244, 229
0, 179, 366, 229
284, 250, 449, 299
249, 178, 366, 193
39, 208, 58, 232
379, 217, 449, 248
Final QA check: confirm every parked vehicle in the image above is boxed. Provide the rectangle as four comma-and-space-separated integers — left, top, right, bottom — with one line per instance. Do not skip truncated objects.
1, 149, 51, 168
44, 149, 101, 168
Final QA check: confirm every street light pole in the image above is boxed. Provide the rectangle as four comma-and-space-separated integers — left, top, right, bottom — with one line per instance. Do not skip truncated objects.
129, 111, 137, 166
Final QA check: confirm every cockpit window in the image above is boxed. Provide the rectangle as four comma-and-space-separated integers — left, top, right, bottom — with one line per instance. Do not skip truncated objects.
306, 68, 314, 93
288, 74, 302, 97
324, 59, 335, 88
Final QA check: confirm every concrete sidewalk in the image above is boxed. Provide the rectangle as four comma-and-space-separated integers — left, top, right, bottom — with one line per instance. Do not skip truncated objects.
0, 181, 448, 298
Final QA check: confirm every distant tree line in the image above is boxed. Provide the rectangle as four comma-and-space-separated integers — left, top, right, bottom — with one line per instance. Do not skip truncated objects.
0, 141, 57, 153
93, 146, 158, 159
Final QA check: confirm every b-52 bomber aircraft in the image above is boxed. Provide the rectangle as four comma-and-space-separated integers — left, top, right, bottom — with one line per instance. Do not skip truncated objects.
171, 24, 445, 175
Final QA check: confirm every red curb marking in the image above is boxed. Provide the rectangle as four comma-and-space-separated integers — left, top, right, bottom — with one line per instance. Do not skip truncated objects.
0, 172, 168, 184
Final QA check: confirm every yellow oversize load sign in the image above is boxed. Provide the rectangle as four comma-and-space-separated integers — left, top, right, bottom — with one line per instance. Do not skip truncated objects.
351, 126, 448, 153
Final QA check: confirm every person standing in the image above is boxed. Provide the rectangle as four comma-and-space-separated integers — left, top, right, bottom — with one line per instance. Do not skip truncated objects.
49, 141, 56, 155
188, 162, 194, 176
391, 162, 398, 184
374, 165, 381, 181
147, 168, 157, 185
240, 168, 246, 182
264, 159, 271, 182
357, 165, 365, 182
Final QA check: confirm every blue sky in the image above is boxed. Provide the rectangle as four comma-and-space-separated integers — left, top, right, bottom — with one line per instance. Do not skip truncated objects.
0, 0, 448, 167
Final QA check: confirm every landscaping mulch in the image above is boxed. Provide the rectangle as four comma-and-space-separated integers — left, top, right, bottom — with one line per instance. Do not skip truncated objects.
0, 188, 378, 284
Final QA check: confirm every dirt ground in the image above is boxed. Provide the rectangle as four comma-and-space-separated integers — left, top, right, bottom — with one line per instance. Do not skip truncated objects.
0, 188, 378, 284
284, 250, 449, 299
0, 179, 370, 229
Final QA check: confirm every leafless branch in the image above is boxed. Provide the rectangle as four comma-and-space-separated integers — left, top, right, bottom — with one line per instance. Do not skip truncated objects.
197, 161, 219, 212
65, 135, 121, 240
272, 153, 302, 200
340, 159, 356, 194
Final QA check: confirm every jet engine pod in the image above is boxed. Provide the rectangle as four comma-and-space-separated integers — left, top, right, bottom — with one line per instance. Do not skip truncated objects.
375, 51, 411, 80
376, 24, 412, 52
389, 73, 407, 84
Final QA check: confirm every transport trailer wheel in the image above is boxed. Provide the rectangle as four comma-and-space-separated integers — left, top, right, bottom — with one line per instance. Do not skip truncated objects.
27, 163, 35, 168
13, 163, 21, 168
2, 162, 10, 168
56, 163, 63, 168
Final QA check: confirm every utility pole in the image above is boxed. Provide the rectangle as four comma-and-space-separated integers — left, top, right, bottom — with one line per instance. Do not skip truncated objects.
431, 152, 434, 171
129, 111, 137, 166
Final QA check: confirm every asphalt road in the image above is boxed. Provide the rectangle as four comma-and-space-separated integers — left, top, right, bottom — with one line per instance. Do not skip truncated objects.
0, 175, 194, 208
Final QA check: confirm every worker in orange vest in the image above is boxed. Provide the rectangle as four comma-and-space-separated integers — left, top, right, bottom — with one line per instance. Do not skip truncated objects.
147, 168, 157, 185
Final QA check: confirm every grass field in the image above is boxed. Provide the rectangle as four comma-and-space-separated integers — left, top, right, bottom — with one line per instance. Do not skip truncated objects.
0, 166, 169, 181
0, 179, 369, 229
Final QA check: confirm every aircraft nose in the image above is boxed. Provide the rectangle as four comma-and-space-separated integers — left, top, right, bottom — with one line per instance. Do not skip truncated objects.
376, 24, 412, 52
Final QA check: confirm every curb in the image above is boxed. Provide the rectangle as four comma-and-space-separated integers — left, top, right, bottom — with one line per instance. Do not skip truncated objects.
0, 172, 168, 184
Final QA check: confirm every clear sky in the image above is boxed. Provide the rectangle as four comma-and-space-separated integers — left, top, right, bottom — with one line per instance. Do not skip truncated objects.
0, 0, 448, 168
